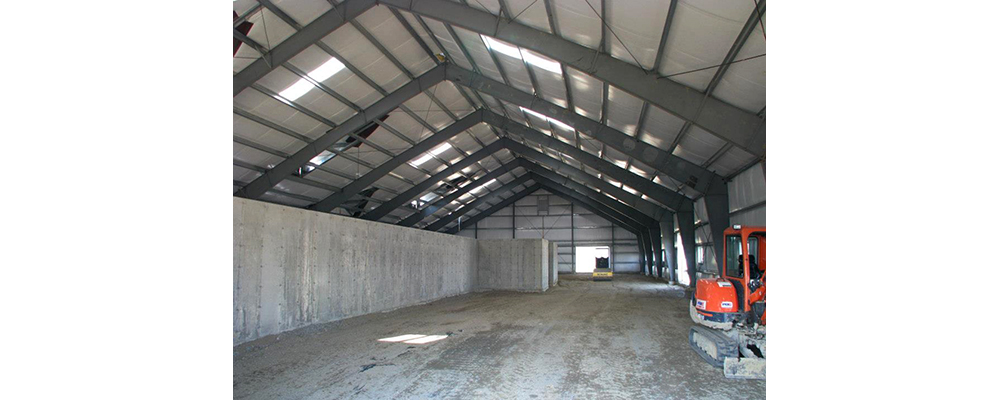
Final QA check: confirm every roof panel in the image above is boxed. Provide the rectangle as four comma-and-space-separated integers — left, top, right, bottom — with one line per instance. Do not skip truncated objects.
566, 67, 602, 120
551, 0, 603, 50
234, 90, 328, 139
320, 24, 409, 93
639, 105, 686, 150
306, 169, 351, 188
606, 86, 643, 136
399, 11, 444, 54
487, 39, 535, 94
273, 179, 334, 200
532, 64, 569, 108
244, 7, 296, 56
233, 142, 284, 169
607, 0, 672, 70
234, 165, 262, 183
324, 155, 372, 178
452, 27, 507, 83
659, 0, 756, 90
234, 114, 303, 155
466, 0, 501, 15
268, 0, 332, 26
712, 14, 766, 112
356, 6, 436, 76
505, 0, 552, 34
403, 91, 452, 133
421, 18, 476, 72
672, 126, 726, 166
286, 45, 381, 109
708, 146, 757, 177
258, 191, 313, 208
435, 81, 475, 118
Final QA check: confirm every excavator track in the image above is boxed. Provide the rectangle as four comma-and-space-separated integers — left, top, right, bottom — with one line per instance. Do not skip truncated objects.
689, 325, 739, 368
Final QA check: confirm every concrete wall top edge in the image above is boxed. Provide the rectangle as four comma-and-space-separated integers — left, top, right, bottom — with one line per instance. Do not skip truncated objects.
234, 197, 476, 243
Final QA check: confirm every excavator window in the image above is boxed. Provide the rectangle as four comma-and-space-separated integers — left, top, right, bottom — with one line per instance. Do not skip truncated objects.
747, 237, 761, 280
725, 235, 743, 279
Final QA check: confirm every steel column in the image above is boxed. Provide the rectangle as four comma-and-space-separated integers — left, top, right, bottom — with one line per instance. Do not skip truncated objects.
677, 208, 697, 285
661, 214, 677, 283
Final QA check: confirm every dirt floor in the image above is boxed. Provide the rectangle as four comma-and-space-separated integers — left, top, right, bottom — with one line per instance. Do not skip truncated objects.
233, 274, 765, 399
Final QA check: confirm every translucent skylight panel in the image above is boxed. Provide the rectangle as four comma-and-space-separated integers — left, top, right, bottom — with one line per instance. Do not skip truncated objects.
420, 192, 439, 202
471, 178, 497, 194
519, 107, 573, 131
410, 143, 453, 167
278, 79, 314, 101
277, 57, 346, 101
309, 150, 335, 166
481, 35, 563, 74
310, 58, 346, 81
521, 49, 561, 73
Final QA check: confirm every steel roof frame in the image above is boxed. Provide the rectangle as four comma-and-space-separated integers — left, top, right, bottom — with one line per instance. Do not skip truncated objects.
379, 0, 765, 157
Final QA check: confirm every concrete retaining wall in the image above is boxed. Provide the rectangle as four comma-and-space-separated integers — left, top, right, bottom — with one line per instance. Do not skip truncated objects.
476, 239, 549, 292
233, 198, 478, 345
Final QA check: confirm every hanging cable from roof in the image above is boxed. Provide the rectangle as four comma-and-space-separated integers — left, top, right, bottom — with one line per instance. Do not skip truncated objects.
660, 53, 765, 79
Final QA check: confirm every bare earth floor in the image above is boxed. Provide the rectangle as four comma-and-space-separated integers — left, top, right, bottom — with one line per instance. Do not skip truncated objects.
233, 274, 765, 399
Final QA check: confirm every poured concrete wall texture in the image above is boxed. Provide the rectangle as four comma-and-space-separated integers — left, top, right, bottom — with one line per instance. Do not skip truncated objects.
476, 239, 550, 292
234, 198, 477, 346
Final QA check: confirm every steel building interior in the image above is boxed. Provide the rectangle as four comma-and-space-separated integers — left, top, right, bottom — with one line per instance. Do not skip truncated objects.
233, 0, 766, 398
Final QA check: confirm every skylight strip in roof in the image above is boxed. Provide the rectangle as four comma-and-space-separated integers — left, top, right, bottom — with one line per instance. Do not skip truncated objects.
481, 34, 563, 74
409, 143, 453, 167
277, 57, 346, 101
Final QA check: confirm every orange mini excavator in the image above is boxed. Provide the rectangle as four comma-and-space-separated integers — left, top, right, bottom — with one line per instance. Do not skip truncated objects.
689, 225, 766, 379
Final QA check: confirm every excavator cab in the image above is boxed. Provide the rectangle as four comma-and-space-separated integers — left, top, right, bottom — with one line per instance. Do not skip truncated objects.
689, 225, 766, 379
723, 227, 766, 324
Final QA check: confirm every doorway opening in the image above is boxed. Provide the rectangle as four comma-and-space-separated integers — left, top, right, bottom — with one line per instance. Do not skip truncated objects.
676, 232, 690, 285
575, 246, 610, 273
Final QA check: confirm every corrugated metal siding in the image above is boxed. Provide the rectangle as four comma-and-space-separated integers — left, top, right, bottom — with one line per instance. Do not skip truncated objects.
457, 189, 641, 273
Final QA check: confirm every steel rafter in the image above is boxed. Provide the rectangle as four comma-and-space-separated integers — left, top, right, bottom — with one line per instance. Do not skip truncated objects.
308, 110, 484, 212
233, 0, 377, 96
361, 138, 505, 221
379, 0, 764, 156
483, 110, 690, 211
235, 64, 448, 200
443, 183, 541, 234
424, 174, 533, 231
398, 159, 524, 227
443, 64, 723, 195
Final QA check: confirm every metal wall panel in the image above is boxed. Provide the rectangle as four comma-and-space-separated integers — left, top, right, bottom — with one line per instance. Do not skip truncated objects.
457, 189, 641, 272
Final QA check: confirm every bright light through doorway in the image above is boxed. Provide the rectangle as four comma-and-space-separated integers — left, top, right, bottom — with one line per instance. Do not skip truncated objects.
377, 334, 448, 344
575, 246, 609, 273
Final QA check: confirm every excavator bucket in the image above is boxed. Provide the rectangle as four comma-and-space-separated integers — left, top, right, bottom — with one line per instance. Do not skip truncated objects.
723, 357, 766, 379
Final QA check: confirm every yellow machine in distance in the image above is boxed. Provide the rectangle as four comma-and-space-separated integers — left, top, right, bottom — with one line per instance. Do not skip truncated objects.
592, 256, 612, 281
